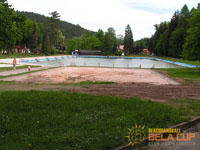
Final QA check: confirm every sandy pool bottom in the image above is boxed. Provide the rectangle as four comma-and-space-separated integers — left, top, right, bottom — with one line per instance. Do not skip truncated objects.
3, 67, 179, 85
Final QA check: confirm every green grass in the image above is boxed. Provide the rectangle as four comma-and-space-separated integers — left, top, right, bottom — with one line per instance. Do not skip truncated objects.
0, 65, 40, 72
0, 53, 46, 59
0, 81, 15, 85
0, 91, 188, 150
0, 69, 46, 79
0, 53, 67, 59
157, 57, 200, 66
157, 68, 200, 79
171, 99, 200, 116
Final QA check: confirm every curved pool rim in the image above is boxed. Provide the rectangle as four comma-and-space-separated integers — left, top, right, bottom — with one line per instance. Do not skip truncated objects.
19, 55, 199, 68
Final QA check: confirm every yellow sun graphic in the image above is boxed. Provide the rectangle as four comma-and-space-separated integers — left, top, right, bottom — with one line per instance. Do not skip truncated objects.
125, 124, 146, 146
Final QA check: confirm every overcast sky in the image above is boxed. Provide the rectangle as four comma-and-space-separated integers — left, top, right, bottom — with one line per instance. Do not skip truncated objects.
8, 0, 199, 40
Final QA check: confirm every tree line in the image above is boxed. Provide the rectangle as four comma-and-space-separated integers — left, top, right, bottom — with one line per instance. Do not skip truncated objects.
148, 4, 200, 60
0, 0, 66, 54
0, 0, 136, 56
17, 11, 95, 38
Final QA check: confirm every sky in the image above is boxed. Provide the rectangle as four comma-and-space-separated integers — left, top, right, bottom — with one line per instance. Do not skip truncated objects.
8, 0, 199, 40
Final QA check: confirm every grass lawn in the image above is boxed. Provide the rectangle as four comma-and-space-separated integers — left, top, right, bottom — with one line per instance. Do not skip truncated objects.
0, 53, 46, 59
0, 65, 40, 72
0, 53, 66, 59
171, 99, 200, 116
157, 68, 200, 79
0, 91, 188, 150
0, 69, 48, 79
157, 57, 200, 66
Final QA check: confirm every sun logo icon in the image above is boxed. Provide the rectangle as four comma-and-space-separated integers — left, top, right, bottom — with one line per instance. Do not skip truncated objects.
125, 124, 146, 146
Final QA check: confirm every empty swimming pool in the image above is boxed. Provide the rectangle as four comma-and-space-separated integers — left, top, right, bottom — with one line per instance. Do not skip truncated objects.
26, 56, 185, 68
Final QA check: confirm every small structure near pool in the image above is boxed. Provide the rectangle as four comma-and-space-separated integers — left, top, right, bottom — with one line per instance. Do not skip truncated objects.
78, 50, 102, 55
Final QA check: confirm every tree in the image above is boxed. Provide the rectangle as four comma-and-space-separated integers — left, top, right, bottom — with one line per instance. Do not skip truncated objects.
66, 38, 80, 52
182, 6, 200, 60
124, 24, 134, 54
44, 11, 60, 53
95, 29, 104, 50
55, 30, 66, 53
168, 27, 185, 58
0, 0, 17, 52
103, 27, 116, 54
152, 22, 168, 56
116, 34, 124, 47
21, 19, 34, 48
168, 5, 190, 58
80, 31, 101, 50
30, 23, 38, 53
43, 33, 51, 55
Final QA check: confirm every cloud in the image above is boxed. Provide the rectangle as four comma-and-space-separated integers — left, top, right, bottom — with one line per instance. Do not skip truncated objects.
8, 0, 200, 40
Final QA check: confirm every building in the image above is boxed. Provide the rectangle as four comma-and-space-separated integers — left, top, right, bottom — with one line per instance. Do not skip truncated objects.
14, 45, 30, 53
78, 50, 102, 55
119, 45, 124, 51
118, 45, 125, 56
143, 49, 150, 55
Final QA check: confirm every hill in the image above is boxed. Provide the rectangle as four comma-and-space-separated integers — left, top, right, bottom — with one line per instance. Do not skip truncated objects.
16, 11, 95, 38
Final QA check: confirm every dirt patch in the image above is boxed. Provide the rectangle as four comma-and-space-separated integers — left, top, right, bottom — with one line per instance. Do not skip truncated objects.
0, 83, 200, 102
3, 67, 180, 85
1, 67, 200, 101
68, 84, 200, 101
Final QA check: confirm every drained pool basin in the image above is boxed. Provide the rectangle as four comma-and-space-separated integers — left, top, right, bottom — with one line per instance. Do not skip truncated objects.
26, 56, 186, 69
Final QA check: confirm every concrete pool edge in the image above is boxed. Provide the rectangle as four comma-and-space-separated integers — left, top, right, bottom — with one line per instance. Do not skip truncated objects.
14, 55, 200, 68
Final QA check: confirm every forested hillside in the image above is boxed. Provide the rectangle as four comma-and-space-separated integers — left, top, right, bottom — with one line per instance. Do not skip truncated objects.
148, 4, 200, 60
17, 11, 95, 38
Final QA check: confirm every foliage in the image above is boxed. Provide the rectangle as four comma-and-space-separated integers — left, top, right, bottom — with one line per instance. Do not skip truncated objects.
134, 38, 150, 54
0, 0, 17, 51
103, 27, 117, 54
55, 30, 66, 53
182, 6, 200, 60
148, 4, 200, 60
17, 11, 95, 38
80, 31, 101, 50
42, 33, 51, 55
30, 23, 38, 53
124, 24, 134, 54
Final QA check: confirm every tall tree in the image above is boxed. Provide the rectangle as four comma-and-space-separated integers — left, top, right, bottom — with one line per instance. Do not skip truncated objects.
182, 6, 200, 60
44, 11, 60, 53
103, 27, 116, 54
0, 0, 17, 52
55, 30, 66, 53
169, 5, 190, 58
42, 33, 51, 55
30, 23, 38, 53
95, 29, 104, 50
124, 24, 134, 54
153, 22, 168, 56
